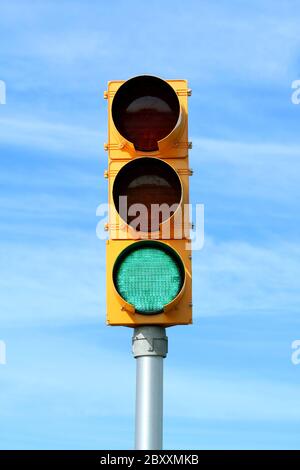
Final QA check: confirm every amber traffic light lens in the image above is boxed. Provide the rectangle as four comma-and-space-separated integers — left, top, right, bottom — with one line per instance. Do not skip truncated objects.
112, 75, 180, 152
113, 157, 182, 232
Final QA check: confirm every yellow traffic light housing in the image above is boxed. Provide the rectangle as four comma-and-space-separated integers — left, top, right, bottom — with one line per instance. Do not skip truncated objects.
105, 75, 190, 159
106, 239, 192, 326
104, 75, 192, 326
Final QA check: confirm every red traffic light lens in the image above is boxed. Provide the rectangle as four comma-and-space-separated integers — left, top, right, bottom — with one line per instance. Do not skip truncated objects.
112, 75, 180, 152
113, 157, 182, 232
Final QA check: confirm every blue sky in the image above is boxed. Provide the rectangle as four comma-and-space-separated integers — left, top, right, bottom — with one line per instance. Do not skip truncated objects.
0, 0, 300, 449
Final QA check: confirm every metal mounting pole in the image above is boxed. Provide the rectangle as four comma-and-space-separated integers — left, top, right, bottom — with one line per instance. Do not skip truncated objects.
132, 326, 168, 450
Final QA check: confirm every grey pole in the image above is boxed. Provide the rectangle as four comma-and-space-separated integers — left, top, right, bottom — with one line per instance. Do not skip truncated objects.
132, 326, 168, 450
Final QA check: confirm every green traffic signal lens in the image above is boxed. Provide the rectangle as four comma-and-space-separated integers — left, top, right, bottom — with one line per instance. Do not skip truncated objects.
113, 242, 185, 314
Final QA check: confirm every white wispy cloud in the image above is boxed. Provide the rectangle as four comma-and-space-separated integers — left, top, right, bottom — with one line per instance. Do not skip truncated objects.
0, 117, 103, 157
0, 0, 299, 451
0, 236, 105, 326
1, 234, 299, 327
166, 365, 300, 421
0, 336, 135, 420
1, 0, 300, 90
192, 137, 300, 203
193, 238, 300, 317
0, 326, 297, 423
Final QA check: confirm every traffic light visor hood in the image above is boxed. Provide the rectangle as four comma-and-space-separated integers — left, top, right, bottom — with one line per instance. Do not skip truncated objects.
112, 75, 180, 152
113, 241, 185, 314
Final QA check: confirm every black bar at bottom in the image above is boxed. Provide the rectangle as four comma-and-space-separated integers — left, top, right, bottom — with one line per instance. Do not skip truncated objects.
0, 450, 299, 467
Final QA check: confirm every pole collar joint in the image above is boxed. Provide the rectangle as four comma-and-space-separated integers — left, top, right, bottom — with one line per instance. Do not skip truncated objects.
132, 326, 168, 358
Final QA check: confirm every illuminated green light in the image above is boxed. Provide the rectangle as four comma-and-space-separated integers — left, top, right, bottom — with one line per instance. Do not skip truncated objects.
114, 242, 184, 314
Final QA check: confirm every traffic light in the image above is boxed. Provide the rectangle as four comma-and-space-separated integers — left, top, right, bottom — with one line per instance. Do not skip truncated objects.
104, 75, 192, 326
